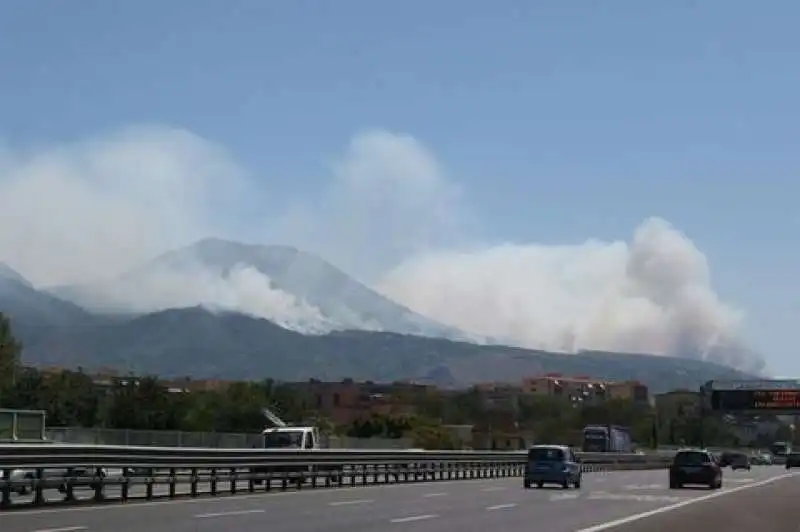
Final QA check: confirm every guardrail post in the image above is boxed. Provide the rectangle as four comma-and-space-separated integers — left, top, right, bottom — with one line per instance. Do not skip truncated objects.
64, 467, 75, 502
168, 468, 176, 498
1, 467, 11, 508
190, 468, 198, 497
93, 467, 104, 503
210, 468, 217, 496
33, 468, 45, 506
230, 468, 237, 495
121, 467, 130, 502
248, 468, 255, 493
145, 468, 154, 500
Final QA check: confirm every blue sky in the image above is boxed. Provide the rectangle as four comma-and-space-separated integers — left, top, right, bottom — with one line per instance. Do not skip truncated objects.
2, 1, 799, 374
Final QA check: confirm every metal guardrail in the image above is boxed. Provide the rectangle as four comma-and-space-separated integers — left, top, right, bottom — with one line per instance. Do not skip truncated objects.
0, 444, 674, 510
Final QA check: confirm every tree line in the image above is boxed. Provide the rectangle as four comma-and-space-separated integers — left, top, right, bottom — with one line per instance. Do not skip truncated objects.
0, 313, 755, 448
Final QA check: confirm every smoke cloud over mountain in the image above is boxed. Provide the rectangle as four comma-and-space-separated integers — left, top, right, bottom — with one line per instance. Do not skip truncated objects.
0, 125, 763, 373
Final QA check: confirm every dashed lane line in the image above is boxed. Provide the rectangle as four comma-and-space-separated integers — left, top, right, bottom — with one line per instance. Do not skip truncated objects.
389, 514, 439, 524
328, 499, 374, 506
486, 503, 517, 511
31, 528, 88, 532
194, 509, 265, 519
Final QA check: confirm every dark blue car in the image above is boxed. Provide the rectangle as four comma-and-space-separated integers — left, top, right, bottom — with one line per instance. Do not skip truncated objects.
523, 444, 582, 489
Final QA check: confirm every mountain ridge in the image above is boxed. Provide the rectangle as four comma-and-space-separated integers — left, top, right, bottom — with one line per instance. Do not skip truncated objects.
10, 305, 756, 393
49, 238, 477, 341
1, 239, 762, 393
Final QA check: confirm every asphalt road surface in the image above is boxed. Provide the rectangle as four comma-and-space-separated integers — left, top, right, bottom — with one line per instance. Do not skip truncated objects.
1, 466, 794, 532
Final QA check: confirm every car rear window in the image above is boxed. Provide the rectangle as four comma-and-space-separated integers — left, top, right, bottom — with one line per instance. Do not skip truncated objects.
528, 447, 565, 461
674, 451, 709, 465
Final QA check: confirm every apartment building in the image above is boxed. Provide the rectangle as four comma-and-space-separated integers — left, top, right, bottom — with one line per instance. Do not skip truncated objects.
654, 389, 701, 417
521, 374, 608, 404
520, 374, 649, 405
296, 379, 420, 425
607, 380, 650, 405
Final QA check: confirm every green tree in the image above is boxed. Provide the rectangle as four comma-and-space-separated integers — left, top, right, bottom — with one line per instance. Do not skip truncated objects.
40, 369, 100, 427
446, 387, 487, 424
104, 375, 179, 430
179, 391, 218, 432
410, 424, 456, 450
0, 313, 22, 401
3, 367, 44, 410
213, 382, 272, 433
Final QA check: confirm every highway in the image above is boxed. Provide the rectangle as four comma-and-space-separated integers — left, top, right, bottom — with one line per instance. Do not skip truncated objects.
1, 466, 794, 532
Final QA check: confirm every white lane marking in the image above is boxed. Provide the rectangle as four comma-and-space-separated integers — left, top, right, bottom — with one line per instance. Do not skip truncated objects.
588, 491, 684, 503
575, 472, 796, 532
482, 486, 506, 492
486, 503, 517, 511
726, 478, 754, 483
390, 514, 438, 523
423, 492, 448, 497
328, 499, 374, 506
195, 509, 265, 519
550, 493, 580, 501
32, 528, 88, 532
622, 484, 663, 490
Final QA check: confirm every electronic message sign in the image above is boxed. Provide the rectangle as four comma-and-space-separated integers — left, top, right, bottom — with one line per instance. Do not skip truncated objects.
707, 380, 800, 412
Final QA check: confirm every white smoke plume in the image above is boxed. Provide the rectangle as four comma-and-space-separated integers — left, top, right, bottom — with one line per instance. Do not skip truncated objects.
378, 219, 747, 361
0, 124, 763, 372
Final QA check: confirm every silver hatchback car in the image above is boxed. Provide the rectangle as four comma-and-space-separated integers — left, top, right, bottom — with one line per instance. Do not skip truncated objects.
523, 444, 582, 489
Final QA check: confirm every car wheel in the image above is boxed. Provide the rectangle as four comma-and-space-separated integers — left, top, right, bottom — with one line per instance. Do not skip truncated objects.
574, 478, 582, 489
523, 481, 531, 489
535, 481, 543, 489
561, 479, 570, 489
